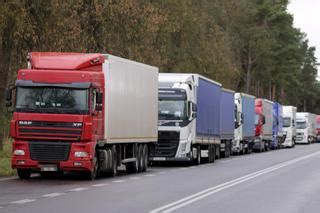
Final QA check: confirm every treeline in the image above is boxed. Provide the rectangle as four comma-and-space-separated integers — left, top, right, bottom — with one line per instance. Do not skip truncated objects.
0, 0, 319, 146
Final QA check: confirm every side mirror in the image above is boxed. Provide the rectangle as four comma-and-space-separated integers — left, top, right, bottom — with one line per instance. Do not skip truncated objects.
96, 92, 103, 104
5, 87, 14, 108
235, 121, 239, 129
192, 103, 197, 112
188, 102, 197, 120
5, 88, 12, 101
240, 113, 244, 124
95, 105, 102, 111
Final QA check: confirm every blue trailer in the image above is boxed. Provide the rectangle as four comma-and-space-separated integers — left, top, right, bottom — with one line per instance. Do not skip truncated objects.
220, 88, 235, 157
233, 93, 256, 154
196, 77, 221, 140
196, 76, 222, 161
272, 102, 284, 149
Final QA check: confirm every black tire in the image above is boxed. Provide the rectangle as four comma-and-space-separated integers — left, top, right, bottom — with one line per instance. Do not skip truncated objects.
208, 144, 213, 163
212, 145, 216, 163
137, 145, 143, 172
194, 145, 201, 165
240, 143, 244, 155
126, 145, 139, 173
85, 152, 99, 180
142, 144, 148, 172
17, 169, 31, 179
225, 141, 231, 158
109, 146, 118, 177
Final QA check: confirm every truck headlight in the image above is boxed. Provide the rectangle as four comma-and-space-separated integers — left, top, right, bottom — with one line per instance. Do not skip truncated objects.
74, 151, 88, 158
14, 149, 25, 156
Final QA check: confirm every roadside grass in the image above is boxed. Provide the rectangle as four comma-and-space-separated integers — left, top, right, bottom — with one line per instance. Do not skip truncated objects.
0, 141, 15, 177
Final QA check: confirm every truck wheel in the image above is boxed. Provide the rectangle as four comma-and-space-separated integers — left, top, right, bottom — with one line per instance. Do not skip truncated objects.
142, 144, 148, 172
17, 168, 31, 179
85, 152, 99, 180
194, 145, 201, 165
225, 141, 231, 158
126, 145, 139, 173
138, 145, 144, 172
109, 146, 118, 177
240, 143, 244, 155
208, 145, 213, 163
211, 145, 216, 163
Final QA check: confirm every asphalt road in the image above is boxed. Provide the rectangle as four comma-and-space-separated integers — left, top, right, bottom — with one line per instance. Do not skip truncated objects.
1, 144, 320, 213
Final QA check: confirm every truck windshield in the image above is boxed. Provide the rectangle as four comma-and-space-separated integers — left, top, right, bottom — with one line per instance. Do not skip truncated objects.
283, 117, 291, 127
296, 121, 307, 129
159, 100, 187, 120
15, 87, 89, 114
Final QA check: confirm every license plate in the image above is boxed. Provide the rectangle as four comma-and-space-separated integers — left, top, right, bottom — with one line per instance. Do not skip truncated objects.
40, 165, 57, 172
152, 157, 166, 161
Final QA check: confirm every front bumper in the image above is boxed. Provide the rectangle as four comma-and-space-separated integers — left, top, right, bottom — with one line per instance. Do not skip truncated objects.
12, 140, 96, 172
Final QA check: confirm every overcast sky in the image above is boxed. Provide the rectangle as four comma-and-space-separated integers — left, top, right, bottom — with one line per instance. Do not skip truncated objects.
287, 0, 320, 64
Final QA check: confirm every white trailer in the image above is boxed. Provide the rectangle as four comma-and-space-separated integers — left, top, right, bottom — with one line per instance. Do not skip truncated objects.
282, 106, 297, 147
98, 54, 158, 176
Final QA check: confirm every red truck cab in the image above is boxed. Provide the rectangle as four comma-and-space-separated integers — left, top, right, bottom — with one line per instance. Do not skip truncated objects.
8, 52, 105, 179
316, 115, 320, 142
255, 99, 265, 137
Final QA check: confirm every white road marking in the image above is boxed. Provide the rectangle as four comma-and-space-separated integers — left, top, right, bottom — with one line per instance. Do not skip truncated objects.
11, 199, 36, 204
92, 183, 109, 187
144, 174, 156, 177
0, 177, 17, 182
68, 187, 88, 192
158, 171, 167, 175
41, 193, 65, 198
112, 180, 126, 183
129, 177, 141, 180
150, 151, 320, 213
179, 168, 188, 170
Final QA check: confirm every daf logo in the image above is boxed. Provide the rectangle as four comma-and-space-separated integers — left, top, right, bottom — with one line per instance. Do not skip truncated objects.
18, 121, 33, 126
72, 122, 83, 127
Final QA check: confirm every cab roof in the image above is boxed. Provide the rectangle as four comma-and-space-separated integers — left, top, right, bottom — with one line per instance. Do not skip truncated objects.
29, 52, 105, 70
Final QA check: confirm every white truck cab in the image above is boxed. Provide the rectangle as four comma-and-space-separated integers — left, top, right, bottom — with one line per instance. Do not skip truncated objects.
153, 74, 196, 161
296, 112, 316, 144
282, 106, 296, 147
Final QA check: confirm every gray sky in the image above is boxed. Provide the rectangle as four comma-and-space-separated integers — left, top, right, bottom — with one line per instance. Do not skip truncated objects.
287, 0, 320, 64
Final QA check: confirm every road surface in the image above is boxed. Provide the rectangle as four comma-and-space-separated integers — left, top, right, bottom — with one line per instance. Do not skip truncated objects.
1, 144, 320, 213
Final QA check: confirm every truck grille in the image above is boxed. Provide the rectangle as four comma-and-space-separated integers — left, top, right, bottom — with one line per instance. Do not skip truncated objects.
18, 121, 82, 141
29, 142, 70, 162
154, 131, 180, 157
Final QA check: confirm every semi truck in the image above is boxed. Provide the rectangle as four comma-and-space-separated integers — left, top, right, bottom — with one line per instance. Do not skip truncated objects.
254, 98, 273, 151
150, 73, 222, 164
272, 102, 284, 149
220, 88, 234, 157
296, 112, 316, 144
233, 93, 255, 155
6, 52, 158, 179
316, 115, 320, 142
282, 106, 296, 148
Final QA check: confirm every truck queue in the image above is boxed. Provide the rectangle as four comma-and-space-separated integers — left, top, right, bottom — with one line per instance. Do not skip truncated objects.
5, 52, 320, 180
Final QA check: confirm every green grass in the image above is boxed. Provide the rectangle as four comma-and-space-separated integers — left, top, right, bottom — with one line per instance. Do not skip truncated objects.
0, 142, 16, 177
